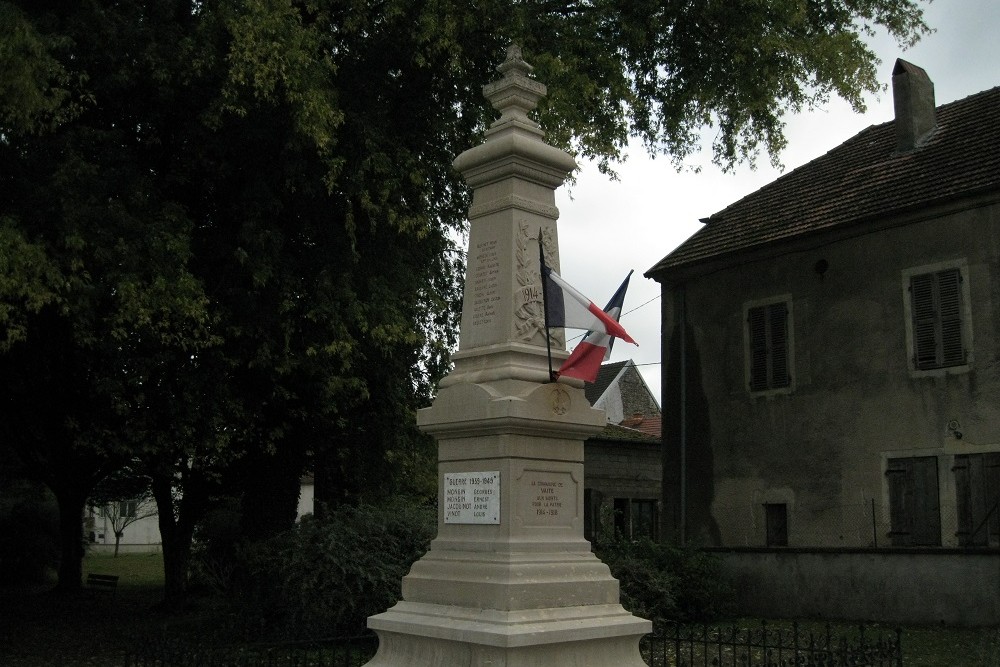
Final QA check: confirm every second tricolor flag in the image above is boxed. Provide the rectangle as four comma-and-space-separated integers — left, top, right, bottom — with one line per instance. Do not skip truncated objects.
556, 271, 633, 382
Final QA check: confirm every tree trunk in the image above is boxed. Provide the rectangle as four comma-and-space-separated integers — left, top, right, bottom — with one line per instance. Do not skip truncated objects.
150, 467, 207, 611
114, 531, 123, 557
53, 487, 87, 592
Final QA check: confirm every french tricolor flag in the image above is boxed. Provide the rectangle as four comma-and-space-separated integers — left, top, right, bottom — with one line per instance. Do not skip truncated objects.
555, 271, 633, 382
542, 260, 636, 381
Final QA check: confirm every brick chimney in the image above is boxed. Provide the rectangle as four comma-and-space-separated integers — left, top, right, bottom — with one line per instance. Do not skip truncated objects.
892, 59, 936, 151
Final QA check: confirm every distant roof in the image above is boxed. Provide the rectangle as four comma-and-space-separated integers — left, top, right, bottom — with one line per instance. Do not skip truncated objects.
647, 83, 1000, 278
584, 360, 629, 405
590, 422, 659, 443
620, 413, 662, 439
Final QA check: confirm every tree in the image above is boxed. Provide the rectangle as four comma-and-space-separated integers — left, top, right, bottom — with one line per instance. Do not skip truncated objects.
1, 0, 930, 604
88, 468, 158, 557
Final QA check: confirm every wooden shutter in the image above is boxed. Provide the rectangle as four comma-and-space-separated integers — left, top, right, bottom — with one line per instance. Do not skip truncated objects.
987, 454, 1000, 547
748, 306, 768, 391
937, 269, 964, 366
886, 458, 912, 546
748, 302, 790, 391
910, 268, 964, 369
954, 453, 1000, 547
886, 456, 941, 546
910, 456, 941, 546
954, 455, 974, 545
910, 273, 938, 369
769, 303, 790, 388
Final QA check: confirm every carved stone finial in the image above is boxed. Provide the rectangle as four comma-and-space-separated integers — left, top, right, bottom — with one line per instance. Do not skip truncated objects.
496, 44, 532, 79
482, 43, 546, 138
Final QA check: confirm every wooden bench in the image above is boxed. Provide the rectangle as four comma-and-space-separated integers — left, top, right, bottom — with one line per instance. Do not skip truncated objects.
86, 573, 119, 608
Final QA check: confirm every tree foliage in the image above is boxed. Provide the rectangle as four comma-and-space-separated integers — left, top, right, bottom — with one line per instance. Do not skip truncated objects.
0, 0, 929, 601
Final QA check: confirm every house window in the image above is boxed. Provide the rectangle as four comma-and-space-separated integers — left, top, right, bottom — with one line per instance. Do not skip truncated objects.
953, 453, 1000, 547
613, 497, 659, 540
745, 298, 792, 393
764, 503, 788, 546
910, 268, 965, 368
903, 262, 972, 374
885, 456, 941, 546
119, 500, 137, 519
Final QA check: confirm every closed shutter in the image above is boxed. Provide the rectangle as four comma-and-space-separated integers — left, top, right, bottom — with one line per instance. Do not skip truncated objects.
886, 456, 941, 546
769, 303, 790, 388
955, 453, 1000, 547
748, 306, 769, 391
954, 455, 974, 545
748, 302, 790, 391
911, 456, 941, 546
910, 273, 938, 369
910, 268, 965, 369
886, 458, 912, 546
937, 269, 964, 366
987, 455, 1000, 547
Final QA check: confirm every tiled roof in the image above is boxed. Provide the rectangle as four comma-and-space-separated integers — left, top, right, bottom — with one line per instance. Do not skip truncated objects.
619, 414, 662, 439
583, 360, 628, 405
590, 422, 659, 443
647, 82, 1000, 277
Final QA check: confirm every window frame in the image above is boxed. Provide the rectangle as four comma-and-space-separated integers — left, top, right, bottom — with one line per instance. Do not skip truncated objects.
902, 260, 973, 377
743, 295, 795, 396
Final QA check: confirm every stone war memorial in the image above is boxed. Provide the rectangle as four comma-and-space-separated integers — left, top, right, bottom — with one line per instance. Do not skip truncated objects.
363, 45, 651, 666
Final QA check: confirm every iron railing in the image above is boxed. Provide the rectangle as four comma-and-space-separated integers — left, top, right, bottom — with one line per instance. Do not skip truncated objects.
129, 623, 901, 667
640, 621, 902, 667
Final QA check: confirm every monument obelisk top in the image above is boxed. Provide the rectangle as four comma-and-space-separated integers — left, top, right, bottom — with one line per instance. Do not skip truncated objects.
445, 44, 577, 389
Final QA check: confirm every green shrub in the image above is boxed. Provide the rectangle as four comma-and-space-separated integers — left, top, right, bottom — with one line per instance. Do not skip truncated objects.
595, 537, 733, 624
0, 478, 59, 586
226, 496, 436, 638
189, 497, 243, 595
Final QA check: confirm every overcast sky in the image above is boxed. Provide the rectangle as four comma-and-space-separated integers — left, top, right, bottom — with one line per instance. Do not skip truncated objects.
551, 0, 1000, 405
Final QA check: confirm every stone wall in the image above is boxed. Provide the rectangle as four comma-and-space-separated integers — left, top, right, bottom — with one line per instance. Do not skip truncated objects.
656, 199, 1000, 548
715, 548, 1000, 626
585, 439, 661, 501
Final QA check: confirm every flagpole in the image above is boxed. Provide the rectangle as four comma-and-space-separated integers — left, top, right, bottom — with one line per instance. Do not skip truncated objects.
538, 230, 555, 382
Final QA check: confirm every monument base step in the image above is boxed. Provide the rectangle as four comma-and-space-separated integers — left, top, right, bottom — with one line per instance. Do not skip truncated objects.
365, 601, 650, 666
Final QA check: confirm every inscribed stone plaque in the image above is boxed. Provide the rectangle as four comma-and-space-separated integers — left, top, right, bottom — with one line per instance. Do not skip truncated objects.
520, 470, 576, 527
470, 238, 501, 328
444, 471, 501, 524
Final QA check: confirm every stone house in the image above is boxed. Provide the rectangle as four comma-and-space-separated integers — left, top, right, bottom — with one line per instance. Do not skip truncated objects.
584, 423, 660, 542
645, 60, 999, 625
582, 361, 662, 542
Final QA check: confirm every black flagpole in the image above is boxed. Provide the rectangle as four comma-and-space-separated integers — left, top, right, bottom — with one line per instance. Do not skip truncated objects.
538, 230, 555, 382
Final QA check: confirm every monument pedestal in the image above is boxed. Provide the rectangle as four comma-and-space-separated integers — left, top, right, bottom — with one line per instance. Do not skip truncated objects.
367, 379, 650, 666
365, 45, 650, 665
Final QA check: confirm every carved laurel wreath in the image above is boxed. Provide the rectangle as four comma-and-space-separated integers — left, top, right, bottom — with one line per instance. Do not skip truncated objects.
513, 221, 563, 346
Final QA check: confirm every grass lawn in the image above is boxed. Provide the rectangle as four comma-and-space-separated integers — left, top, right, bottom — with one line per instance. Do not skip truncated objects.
1, 555, 998, 666
0, 551, 180, 667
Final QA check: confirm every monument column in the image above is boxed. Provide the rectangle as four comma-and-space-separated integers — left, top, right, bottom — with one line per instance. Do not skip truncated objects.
364, 45, 651, 666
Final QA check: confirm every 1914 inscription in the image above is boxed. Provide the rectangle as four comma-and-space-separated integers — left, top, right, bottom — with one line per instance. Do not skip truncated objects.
444, 471, 500, 524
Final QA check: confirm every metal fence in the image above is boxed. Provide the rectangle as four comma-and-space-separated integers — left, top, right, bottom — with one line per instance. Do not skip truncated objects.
130, 624, 899, 667
640, 621, 902, 667
127, 635, 378, 667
